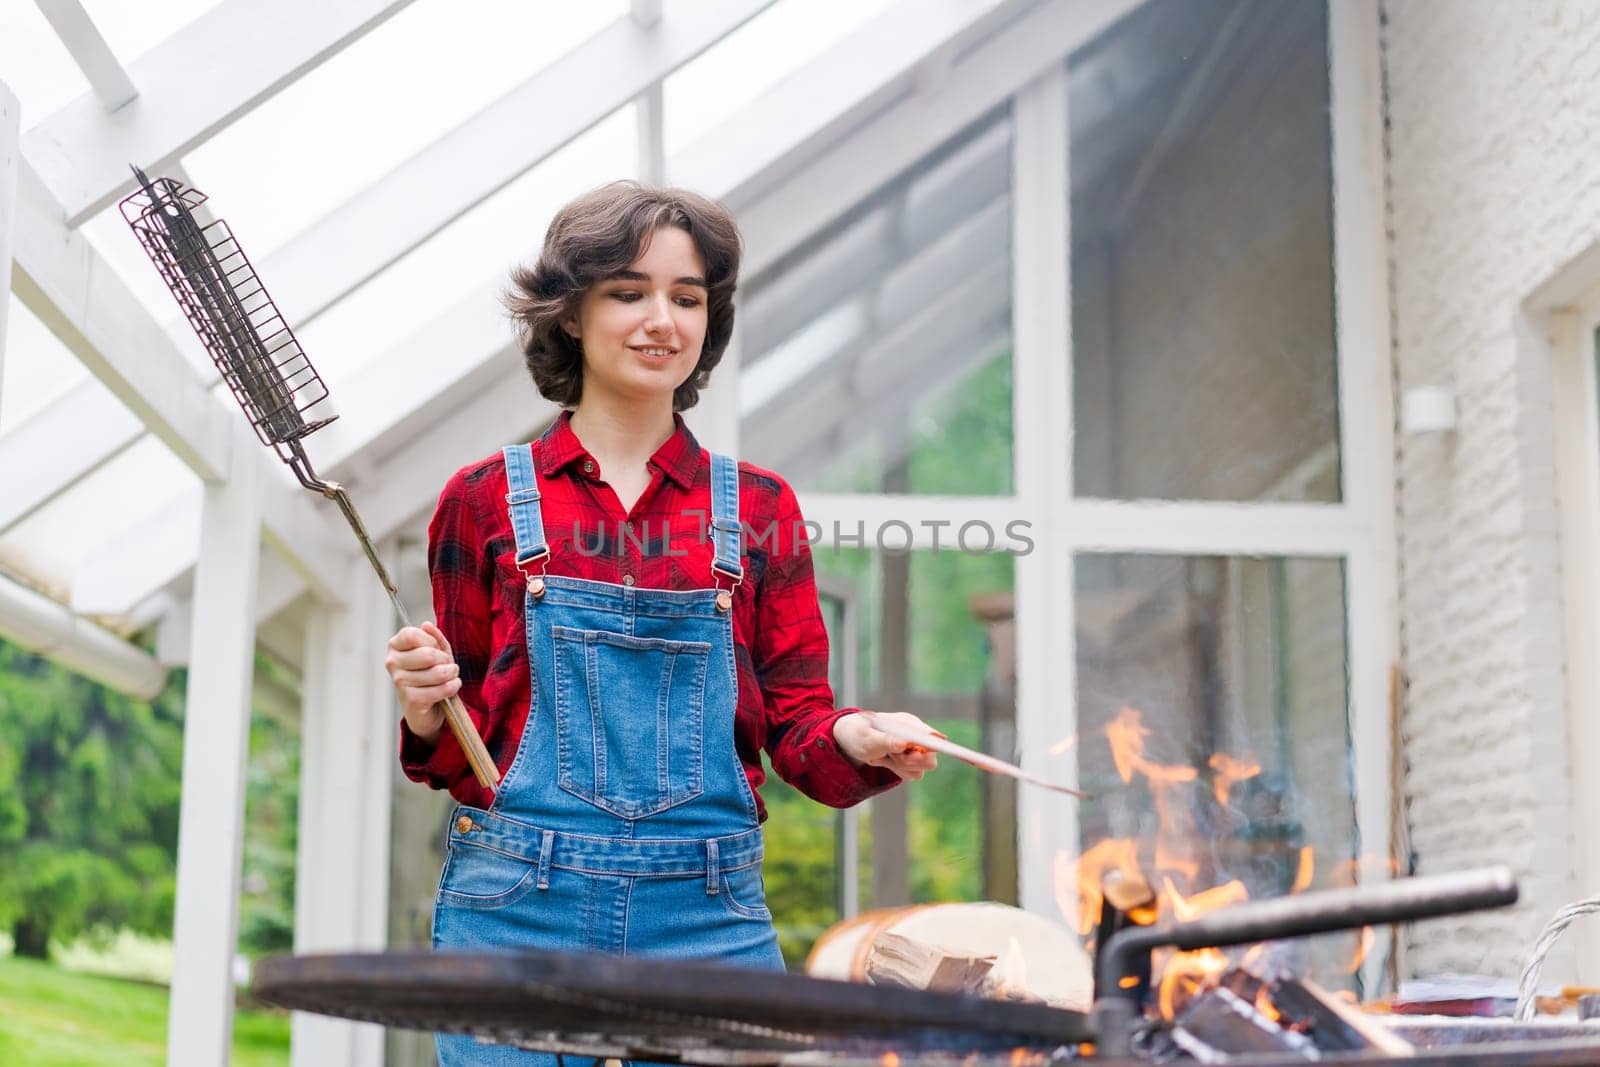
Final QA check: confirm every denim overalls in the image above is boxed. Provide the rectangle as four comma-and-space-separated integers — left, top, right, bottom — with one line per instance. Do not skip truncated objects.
431, 444, 785, 1066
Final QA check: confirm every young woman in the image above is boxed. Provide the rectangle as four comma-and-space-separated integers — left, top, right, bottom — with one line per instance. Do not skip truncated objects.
384, 181, 938, 1064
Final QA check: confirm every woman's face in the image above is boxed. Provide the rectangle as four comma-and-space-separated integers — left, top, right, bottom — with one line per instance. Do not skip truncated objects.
565, 226, 709, 409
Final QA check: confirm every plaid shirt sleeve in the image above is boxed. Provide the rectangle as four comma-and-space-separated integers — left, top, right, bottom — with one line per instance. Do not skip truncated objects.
754, 475, 901, 806
397, 462, 498, 805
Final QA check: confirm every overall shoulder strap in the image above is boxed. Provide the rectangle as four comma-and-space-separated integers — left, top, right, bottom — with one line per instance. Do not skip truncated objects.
501, 444, 549, 565
709, 452, 742, 580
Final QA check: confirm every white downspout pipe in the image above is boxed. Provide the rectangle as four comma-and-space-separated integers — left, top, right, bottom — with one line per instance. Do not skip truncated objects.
0, 572, 166, 698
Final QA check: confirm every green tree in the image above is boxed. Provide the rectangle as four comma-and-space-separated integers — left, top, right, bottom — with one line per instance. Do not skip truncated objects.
0, 639, 185, 958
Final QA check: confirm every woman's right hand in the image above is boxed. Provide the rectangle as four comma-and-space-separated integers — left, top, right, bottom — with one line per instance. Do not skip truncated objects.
384, 621, 460, 746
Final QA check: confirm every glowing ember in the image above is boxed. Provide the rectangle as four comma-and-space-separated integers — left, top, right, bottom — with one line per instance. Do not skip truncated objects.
1254, 984, 1282, 1022
1207, 751, 1261, 806
1158, 947, 1230, 1019
879, 1053, 899, 1067
1118, 975, 1140, 989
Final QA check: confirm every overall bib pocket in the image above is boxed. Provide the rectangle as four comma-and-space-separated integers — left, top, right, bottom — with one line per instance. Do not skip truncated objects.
552, 626, 710, 819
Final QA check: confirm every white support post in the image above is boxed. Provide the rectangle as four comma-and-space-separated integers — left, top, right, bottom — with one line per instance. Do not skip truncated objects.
637, 83, 666, 186
290, 550, 397, 1067
166, 423, 263, 1067
31, 0, 138, 110
632, 0, 666, 185
1328, 0, 1401, 995
693, 321, 741, 456
1010, 64, 1076, 920
0, 80, 17, 412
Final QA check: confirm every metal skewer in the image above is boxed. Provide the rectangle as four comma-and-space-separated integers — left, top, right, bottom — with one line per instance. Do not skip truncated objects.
120, 166, 500, 791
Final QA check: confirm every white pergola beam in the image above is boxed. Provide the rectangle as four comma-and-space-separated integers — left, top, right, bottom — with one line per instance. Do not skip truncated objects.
0, 80, 17, 409
23, 0, 418, 225
263, 0, 775, 327
0, 382, 139, 533
733, 0, 1143, 279
0, 0, 1028, 546
21, 0, 1118, 630
72, 364, 556, 620
11, 162, 233, 481
9, 161, 350, 604
165, 425, 262, 1066
31, 0, 138, 110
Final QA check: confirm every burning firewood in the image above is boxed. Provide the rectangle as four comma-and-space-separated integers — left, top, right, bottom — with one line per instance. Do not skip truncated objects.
1171, 985, 1322, 1061
1270, 975, 1414, 1056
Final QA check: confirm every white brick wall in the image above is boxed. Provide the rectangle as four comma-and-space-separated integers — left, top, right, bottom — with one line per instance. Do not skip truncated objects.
1383, 0, 1600, 981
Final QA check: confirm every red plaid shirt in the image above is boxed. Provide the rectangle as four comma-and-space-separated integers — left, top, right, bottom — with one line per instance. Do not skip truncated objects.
399, 411, 899, 818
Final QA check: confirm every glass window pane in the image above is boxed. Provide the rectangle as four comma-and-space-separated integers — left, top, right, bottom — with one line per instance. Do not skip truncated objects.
1073, 553, 1359, 986
797, 546, 1015, 926
741, 112, 1014, 494
1069, 0, 1340, 502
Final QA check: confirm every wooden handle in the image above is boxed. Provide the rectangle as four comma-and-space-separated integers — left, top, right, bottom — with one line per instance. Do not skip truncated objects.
436, 693, 500, 790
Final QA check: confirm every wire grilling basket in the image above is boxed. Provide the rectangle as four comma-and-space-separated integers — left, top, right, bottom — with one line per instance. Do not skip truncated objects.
120, 166, 500, 791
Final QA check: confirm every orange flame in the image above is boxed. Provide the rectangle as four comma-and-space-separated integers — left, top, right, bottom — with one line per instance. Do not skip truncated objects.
1208, 751, 1261, 806
880, 1054, 900, 1067
1055, 838, 1143, 935
1291, 846, 1315, 894
1158, 948, 1230, 1019
1105, 707, 1151, 784
1346, 927, 1376, 974
1106, 707, 1202, 880
1163, 877, 1247, 921
1153, 878, 1251, 1018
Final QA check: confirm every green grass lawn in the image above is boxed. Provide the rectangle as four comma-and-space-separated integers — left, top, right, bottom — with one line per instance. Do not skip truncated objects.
0, 954, 289, 1066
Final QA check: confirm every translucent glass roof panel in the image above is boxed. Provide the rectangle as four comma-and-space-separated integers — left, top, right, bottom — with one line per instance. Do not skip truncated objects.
78, 0, 225, 65
185, 0, 627, 258
0, 3, 92, 116
663, 0, 900, 157
296, 107, 637, 385
0, 295, 92, 434
0, 434, 197, 604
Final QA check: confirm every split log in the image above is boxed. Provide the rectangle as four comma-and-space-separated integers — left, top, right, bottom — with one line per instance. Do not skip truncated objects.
806, 902, 1093, 1010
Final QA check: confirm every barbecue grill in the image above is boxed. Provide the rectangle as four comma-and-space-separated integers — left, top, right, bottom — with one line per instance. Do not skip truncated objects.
251, 866, 1600, 1065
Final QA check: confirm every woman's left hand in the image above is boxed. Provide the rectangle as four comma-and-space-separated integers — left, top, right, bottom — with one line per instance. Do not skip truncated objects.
832, 711, 940, 780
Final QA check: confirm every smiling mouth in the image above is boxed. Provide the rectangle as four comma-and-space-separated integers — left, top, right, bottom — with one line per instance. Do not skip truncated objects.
631, 346, 678, 358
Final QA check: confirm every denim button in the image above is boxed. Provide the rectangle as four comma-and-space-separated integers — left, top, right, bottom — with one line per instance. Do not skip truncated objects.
622, 574, 635, 586
455, 815, 475, 834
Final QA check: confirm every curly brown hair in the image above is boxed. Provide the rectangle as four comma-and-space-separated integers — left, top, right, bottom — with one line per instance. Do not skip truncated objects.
505, 181, 743, 411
